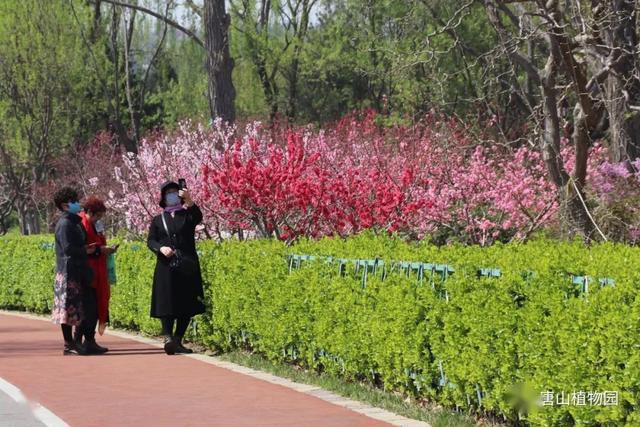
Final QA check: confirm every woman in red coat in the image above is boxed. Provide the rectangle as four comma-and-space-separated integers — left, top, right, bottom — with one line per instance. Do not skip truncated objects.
78, 196, 118, 353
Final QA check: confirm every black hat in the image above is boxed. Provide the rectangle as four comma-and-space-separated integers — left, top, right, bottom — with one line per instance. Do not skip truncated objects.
159, 181, 180, 207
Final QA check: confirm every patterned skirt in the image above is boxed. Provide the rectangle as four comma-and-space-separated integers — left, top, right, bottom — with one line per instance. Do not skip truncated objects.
51, 272, 84, 326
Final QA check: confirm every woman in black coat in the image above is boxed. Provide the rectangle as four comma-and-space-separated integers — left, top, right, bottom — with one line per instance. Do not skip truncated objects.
147, 181, 205, 355
52, 186, 96, 355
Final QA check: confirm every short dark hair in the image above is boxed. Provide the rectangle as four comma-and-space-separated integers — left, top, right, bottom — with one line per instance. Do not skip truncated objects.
83, 196, 107, 214
53, 187, 79, 211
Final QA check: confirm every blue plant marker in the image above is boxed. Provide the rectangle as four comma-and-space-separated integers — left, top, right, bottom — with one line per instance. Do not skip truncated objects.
599, 277, 615, 287
438, 360, 446, 387
478, 268, 502, 278
572, 275, 590, 293
339, 259, 348, 276
377, 259, 386, 281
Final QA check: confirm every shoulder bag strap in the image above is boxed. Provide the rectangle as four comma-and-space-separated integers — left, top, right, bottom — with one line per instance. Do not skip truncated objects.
160, 213, 175, 248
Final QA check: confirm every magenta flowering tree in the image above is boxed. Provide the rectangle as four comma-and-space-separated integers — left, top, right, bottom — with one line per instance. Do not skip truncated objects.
203, 132, 322, 240
200, 111, 558, 244
110, 111, 565, 244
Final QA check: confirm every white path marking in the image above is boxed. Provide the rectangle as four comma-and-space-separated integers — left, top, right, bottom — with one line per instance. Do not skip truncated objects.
0, 377, 68, 427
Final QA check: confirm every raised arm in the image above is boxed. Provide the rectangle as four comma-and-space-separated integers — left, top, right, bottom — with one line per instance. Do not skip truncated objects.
186, 204, 203, 226
181, 189, 202, 226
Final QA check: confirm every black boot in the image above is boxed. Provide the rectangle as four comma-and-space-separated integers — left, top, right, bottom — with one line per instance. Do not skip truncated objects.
163, 336, 178, 355
73, 328, 83, 348
174, 337, 193, 354
84, 338, 108, 354
63, 341, 86, 356
72, 329, 88, 355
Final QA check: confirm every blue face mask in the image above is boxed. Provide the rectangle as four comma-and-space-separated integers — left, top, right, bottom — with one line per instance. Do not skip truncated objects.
67, 201, 82, 215
165, 193, 181, 207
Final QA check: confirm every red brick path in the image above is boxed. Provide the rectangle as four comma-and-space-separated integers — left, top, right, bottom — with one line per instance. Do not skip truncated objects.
0, 313, 389, 427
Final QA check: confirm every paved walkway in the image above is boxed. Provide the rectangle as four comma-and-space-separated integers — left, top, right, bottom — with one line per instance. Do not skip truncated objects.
0, 313, 427, 427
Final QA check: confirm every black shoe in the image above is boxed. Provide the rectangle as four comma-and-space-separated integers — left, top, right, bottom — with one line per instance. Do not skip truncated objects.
73, 329, 84, 349
63, 345, 79, 356
175, 342, 194, 354
63, 342, 86, 356
163, 337, 177, 355
85, 339, 109, 355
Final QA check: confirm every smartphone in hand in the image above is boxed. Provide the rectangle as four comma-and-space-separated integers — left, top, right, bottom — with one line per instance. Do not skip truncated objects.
178, 178, 187, 190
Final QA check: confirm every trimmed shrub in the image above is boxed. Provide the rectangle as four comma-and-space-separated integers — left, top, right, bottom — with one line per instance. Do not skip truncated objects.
1, 233, 638, 425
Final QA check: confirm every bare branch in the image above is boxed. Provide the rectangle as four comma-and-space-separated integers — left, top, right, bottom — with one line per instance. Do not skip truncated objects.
184, 0, 203, 17
139, 1, 172, 110
485, 0, 542, 84
88, 0, 204, 48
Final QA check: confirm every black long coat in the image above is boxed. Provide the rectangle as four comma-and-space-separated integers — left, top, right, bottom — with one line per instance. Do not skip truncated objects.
147, 204, 205, 318
52, 212, 93, 325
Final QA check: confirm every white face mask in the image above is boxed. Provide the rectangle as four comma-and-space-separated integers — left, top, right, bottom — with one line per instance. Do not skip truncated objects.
95, 220, 105, 233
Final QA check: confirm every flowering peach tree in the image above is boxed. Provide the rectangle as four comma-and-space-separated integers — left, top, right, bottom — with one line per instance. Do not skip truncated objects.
104, 112, 562, 244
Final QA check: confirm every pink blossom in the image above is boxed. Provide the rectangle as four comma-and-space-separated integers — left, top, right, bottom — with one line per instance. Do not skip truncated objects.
108, 112, 567, 244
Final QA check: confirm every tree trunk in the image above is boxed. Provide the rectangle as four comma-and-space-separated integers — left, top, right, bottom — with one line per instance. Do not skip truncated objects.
601, 0, 640, 162
255, 54, 278, 123
564, 106, 595, 239
285, 0, 312, 121
559, 189, 595, 240
286, 58, 300, 121
541, 30, 596, 240
540, 58, 594, 239
90, 0, 102, 43
123, 10, 141, 144
108, 5, 137, 153
255, 0, 278, 123
0, 199, 13, 235
17, 203, 41, 235
203, 0, 236, 123
605, 78, 640, 162
484, 0, 605, 240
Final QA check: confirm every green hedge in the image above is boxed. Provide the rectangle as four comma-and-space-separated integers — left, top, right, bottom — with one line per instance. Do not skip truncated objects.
1, 233, 639, 426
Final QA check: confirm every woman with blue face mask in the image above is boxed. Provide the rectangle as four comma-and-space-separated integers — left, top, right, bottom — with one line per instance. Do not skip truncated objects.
147, 180, 205, 355
52, 187, 96, 355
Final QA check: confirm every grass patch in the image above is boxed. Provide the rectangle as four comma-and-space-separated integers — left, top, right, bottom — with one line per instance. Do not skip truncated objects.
218, 349, 484, 427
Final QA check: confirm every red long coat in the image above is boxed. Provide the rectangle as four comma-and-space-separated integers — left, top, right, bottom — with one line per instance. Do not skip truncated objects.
80, 212, 110, 325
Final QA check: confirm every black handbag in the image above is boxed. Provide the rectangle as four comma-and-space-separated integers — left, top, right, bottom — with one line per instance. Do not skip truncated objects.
161, 213, 199, 277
